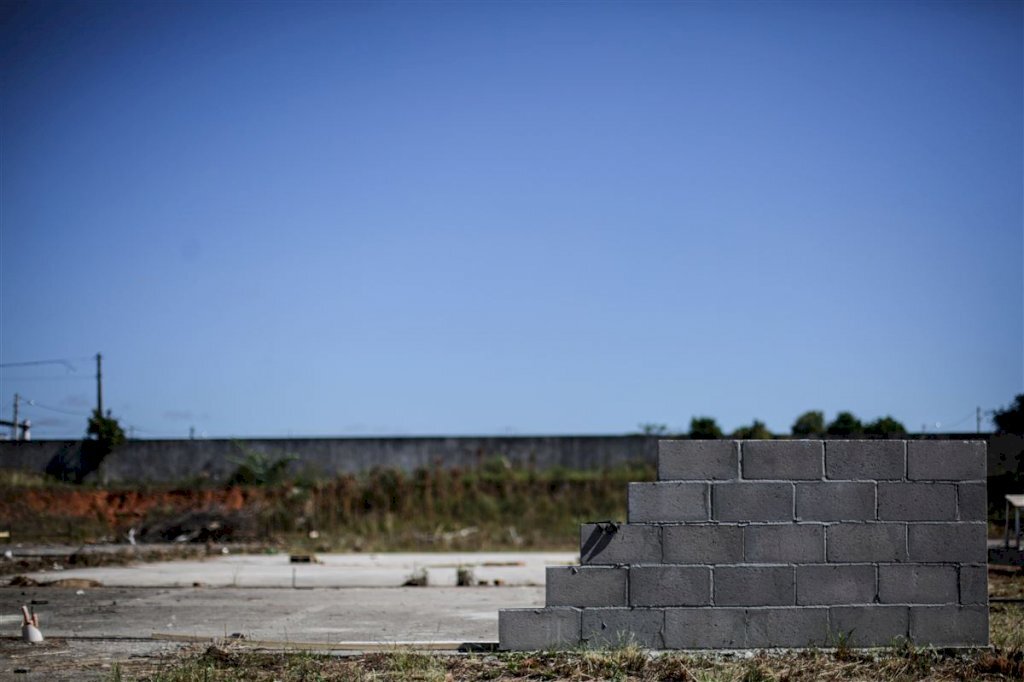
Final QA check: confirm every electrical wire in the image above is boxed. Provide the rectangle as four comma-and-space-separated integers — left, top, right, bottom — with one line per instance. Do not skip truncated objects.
0, 357, 90, 370
0, 375, 93, 382
23, 401, 89, 418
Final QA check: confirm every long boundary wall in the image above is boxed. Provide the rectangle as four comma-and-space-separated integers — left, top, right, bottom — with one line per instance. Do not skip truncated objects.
0, 433, 1016, 484
0, 436, 656, 482
499, 439, 989, 649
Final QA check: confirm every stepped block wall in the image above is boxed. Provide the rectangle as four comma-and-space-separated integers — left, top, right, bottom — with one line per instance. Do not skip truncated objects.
498, 439, 988, 650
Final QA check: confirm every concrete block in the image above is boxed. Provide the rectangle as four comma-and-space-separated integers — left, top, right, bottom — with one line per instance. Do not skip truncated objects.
878, 565, 957, 604
664, 608, 746, 648
957, 482, 987, 522
959, 565, 988, 605
630, 566, 711, 607
826, 523, 907, 563
796, 565, 875, 605
910, 605, 989, 647
498, 608, 581, 650
742, 440, 823, 480
581, 608, 664, 648
712, 482, 793, 522
796, 482, 875, 521
546, 566, 627, 608
715, 566, 794, 606
825, 440, 905, 480
877, 483, 956, 521
907, 440, 986, 481
744, 524, 824, 563
580, 523, 661, 565
908, 523, 987, 563
659, 440, 739, 481
828, 606, 909, 646
628, 482, 709, 523
746, 607, 828, 648
663, 524, 743, 564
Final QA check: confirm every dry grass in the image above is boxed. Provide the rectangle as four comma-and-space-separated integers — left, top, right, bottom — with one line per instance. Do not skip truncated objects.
1, 462, 655, 552
111, 606, 1024, 682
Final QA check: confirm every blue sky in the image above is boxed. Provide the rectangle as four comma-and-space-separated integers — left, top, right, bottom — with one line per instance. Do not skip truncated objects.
1, 0, 1021, 439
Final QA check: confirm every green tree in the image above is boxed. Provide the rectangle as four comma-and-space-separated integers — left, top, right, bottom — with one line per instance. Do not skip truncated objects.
791, 410, 825, 437
87, 408, 126, 451
827, 411, 863, 437
993, 394, 1024, 435
732, 420, 772, 439
638, 423, 670, 436
688, 416, 723, 439
863, 415, 907, 438
59, 408, 126, 483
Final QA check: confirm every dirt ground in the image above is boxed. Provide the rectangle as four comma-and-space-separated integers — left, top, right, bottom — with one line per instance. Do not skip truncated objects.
1, 571, 1021, 680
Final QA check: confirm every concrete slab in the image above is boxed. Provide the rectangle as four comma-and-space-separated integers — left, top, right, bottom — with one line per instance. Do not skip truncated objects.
1, 585, 544, 642
0, 551, 560, 678
16, 551, 576, 588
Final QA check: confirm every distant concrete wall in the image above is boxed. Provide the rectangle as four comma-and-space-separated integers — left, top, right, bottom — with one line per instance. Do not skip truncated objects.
500, 439, 989, 650
0, 433, 1015, 485
0, 436, 657, 483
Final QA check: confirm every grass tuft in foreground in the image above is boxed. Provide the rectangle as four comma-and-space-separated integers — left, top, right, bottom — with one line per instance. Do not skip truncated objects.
111, 605, 1024, 682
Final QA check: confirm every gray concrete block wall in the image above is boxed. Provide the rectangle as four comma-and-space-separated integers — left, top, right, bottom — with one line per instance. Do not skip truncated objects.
499, 439, 989, 650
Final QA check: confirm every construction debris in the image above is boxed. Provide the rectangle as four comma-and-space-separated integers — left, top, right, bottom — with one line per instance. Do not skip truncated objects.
20, 606, 42, 643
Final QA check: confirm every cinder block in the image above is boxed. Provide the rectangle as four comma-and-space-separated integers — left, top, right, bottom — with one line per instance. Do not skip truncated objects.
877, 483, 956, 521
826, 523, 907, 562
878, 565, 957, 604
746, 607, 828, 648
580, 523, 661, 565
744, 524, 824, 563
742, 440, 823, 480
630, 566, 711, 607
664, 608, 746, 648
796, 482, 875, 521
712, 482, 793, 522
796, 565, 875, 605
910, 605, 989, 647
825, 440, 905, 480
659, 440, 739, 481
546, 566, 627, 607
908, 523, 987, 563
498, 608, 581, 650
957, 482, 987, 522
581, 608, 664, 648
715, 566, 794, 606
959, 565, 988, 605
829, 606, 909, 646
907, 441, 986, 481
663, 524, 743, 564
628, 482, 709, 523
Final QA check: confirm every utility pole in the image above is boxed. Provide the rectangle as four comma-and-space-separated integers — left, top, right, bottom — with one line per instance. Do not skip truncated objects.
96, 353, 103, 417
12, 393, 19, 441
977, 406, 982, 434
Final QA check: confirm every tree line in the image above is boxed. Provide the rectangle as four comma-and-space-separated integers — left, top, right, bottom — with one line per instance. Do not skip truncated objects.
638, 394, 1024, 439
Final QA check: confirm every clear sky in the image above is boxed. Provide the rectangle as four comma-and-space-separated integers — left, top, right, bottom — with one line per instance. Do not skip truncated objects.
1, 0, 1021, 439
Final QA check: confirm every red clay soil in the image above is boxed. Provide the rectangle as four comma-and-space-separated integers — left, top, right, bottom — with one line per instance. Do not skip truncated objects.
0, 486, 256, 529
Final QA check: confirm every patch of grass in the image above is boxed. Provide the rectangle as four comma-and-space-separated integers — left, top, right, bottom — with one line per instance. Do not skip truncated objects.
112, 632, 1024, 682
3, 462, 656, 551
991, 603, 1024, 650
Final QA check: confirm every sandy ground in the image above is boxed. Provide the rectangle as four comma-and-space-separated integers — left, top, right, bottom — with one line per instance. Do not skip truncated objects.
1, 552, 562, 680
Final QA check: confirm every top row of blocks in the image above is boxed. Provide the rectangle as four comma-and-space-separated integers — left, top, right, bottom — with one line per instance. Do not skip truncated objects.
659, 440, 986, 482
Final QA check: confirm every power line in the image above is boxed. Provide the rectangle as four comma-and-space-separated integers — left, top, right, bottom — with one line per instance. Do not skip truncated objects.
22, 401, 89, 418
0, 375, 93, 382
0, 357, 90, 370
